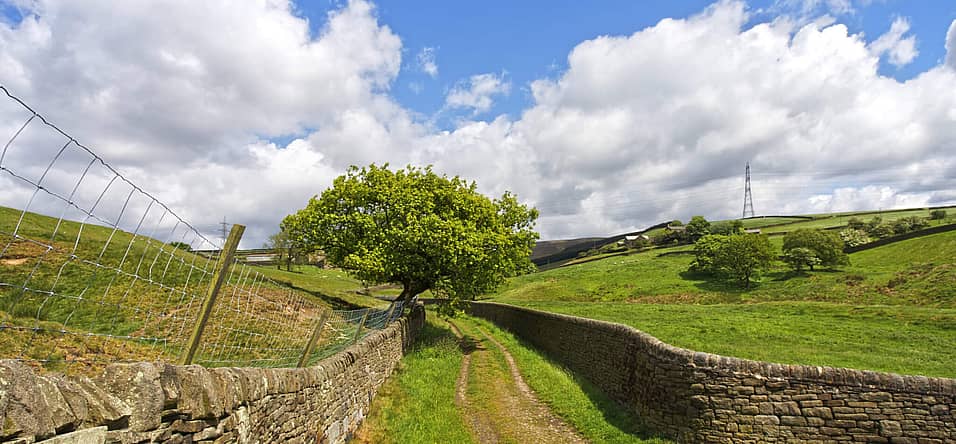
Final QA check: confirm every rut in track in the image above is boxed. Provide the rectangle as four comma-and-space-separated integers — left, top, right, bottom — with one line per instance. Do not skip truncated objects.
449, 319, 587, 444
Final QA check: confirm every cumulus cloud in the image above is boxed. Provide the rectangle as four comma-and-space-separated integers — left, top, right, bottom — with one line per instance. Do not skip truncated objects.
416, 46, 438, 78
445, 72, 511, 114
0, 0, 407, 246
868, 17, 918, 67
3, 0, 956, 245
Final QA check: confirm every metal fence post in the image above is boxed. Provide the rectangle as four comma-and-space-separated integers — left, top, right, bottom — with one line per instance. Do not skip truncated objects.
180, 224, 244, 365
297, 310, 331, 368
352, 310, 370, 344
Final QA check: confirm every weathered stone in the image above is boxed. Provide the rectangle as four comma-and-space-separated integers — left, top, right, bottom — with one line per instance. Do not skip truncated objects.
880, 420, 903, 437
96, 362, 163, 433
34, 426, 106, 444
0, 360, 55, 440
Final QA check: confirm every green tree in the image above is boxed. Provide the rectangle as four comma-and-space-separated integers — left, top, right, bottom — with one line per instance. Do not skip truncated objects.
930, 209, 947, 220
690, 234, 729, 275
685, 216, 711, 241
690, 233, 775, 287
710, 220, 744, 235
283, 164, 539, 306
783, 247, 821, 272
718, 234, 776, 288
265, 228, 297, 271
846, 217, 865, 230
782, 229, 848, 270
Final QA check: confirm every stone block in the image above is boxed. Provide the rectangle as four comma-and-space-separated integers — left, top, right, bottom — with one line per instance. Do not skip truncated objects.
35, 426, 107, 444
96, 362, 163, 432
803, 407, 833, 419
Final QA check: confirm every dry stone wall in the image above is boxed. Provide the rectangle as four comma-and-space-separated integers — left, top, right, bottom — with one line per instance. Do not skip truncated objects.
468, 302, 956, 443
0, 305, 424, 444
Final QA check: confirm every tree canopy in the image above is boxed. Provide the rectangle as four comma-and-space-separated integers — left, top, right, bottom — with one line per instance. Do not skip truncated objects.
691, 233, 775, 288
782, 229, 848, 270
282, 164, 539, 307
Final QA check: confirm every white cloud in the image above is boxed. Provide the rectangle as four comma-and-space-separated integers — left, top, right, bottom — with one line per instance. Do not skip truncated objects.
3, 0, 956, 246
416, 46, 438, 78
445, 72, 511, 114
869, 17, 918, 67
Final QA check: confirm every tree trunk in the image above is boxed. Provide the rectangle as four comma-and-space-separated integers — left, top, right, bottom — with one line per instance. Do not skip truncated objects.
394, 281, 427, 309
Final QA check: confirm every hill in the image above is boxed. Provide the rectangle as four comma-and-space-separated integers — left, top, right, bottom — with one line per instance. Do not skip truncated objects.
0, 205, 383, 373
487, 228, 956, 378
533, 205, 956, 268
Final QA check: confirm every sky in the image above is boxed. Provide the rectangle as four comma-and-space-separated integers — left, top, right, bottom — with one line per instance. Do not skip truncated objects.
1, 0, 956, 248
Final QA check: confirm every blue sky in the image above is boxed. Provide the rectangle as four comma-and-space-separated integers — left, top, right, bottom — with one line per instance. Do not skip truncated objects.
2, 0, 956, 243
293, 0, 956, 128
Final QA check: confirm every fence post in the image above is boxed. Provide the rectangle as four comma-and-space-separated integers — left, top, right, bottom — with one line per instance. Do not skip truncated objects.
385, 302, 398, 324
297, 310, 331, 368
352, 310, 370, 344
180, 224, 245, 365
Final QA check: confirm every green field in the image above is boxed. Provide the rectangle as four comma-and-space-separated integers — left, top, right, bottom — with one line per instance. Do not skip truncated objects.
490, 227, 956, 378
0, 205, 384, 373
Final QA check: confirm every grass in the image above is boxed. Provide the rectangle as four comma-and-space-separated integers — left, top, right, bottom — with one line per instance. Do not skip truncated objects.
466, 316, 669, 443
252, 265, 387, 309
491, 227, 956, 378
498, 229, 956, 307
499, 301, 956, 379
0, 205, 380, 373
355, 316, 474, 444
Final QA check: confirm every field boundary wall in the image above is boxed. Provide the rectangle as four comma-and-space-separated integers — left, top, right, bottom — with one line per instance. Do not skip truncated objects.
0, 305, 425, 444
469, 301, 955, 443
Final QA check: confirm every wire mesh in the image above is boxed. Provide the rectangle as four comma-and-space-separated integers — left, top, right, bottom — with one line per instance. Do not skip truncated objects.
0, 85, 403, 375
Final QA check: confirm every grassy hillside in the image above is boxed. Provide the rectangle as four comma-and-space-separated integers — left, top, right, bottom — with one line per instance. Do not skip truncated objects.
0, 206, 381, 373
488, 229, 956, 378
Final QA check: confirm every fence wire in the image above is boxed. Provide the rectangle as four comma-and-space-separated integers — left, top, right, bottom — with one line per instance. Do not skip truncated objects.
0, 85, 403, 375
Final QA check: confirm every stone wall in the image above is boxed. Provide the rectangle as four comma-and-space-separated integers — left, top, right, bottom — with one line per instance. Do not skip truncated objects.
0, 305, 425, 444
468, 302, 956, 443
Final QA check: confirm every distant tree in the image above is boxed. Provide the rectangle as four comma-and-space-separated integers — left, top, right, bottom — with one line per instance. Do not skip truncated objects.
929, 209, 947, 220
685, 216, 711, 241
839, 228, 870, 248
718, 234, 776, 288
868, 223, 894, 238
710, 220, 744, 235
782, 229, 848, 270
783, 247, 821, 272
892, 216, 929, 235
169, 241, 191, 252
265, 228, 297, 271
668, 219, 684, 227
283, 164, 539, 307
690, 234, 730, 275
690, 233, 776, 288
846, 217, 865, 230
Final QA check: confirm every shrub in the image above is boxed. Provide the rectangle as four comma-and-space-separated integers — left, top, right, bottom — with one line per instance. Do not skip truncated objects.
839, 228, 870, 247
930, 209, 947, 220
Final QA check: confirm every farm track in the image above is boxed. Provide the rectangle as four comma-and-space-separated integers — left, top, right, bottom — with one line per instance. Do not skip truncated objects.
448, 318, 587, 444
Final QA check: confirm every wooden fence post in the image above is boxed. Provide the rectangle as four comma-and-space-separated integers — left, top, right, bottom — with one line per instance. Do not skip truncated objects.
297, 310, 331, 368
385, 302, 398, 324
180, 224, 244, 365
352, 310, 370, 344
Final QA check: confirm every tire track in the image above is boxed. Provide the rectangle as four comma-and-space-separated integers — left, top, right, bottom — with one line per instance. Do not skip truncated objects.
450, 318, 587, 444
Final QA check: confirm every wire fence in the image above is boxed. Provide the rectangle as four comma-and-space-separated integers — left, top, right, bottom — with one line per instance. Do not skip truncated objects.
0, 85, 403, 375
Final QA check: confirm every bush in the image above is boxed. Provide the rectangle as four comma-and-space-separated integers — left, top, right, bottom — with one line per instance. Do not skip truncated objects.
930, 209, 947, 220
839, 228, 870, 247
783, 247, 821, 272
846, 217, 865, 230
